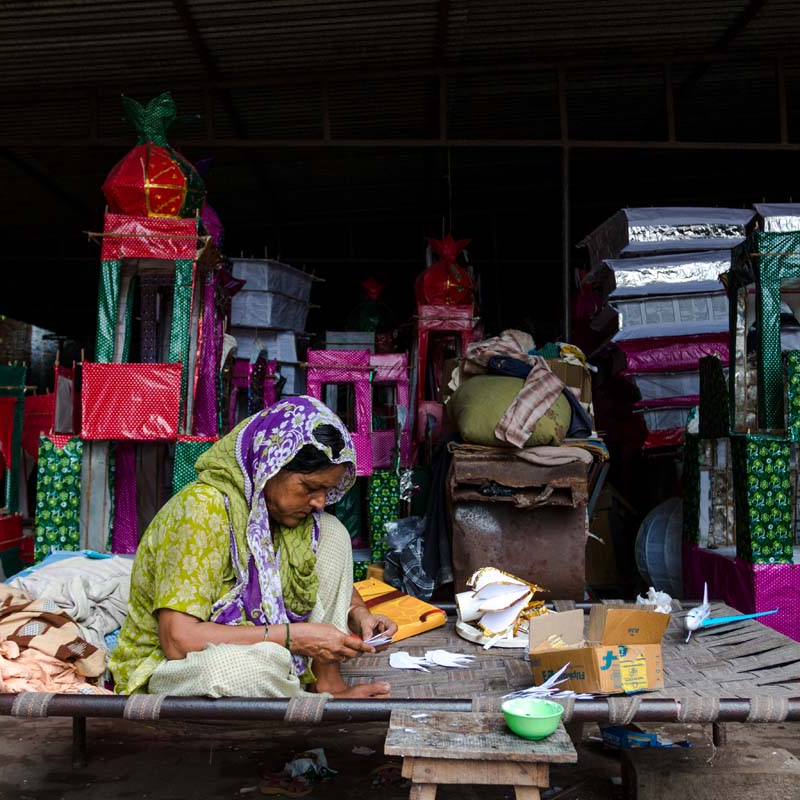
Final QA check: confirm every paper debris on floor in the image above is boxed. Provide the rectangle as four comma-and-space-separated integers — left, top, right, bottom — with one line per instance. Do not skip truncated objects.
389, 652, 430, 671
389, 649, 475, 671
502, 662, 594, 701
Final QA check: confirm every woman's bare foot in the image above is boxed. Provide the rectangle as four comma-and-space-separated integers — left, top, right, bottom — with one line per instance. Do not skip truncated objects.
309, 660, 389, 697
329, 681, 391, 699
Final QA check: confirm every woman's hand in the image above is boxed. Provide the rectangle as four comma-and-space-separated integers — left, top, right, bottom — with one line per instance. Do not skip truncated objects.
289, 622, 375, 663
348, 607, 398, 650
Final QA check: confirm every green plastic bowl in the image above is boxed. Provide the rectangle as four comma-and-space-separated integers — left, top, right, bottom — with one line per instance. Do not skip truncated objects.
501, 698, 564, 740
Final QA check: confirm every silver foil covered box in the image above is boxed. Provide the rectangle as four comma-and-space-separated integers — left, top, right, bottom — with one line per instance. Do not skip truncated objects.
579, 207, 754, 269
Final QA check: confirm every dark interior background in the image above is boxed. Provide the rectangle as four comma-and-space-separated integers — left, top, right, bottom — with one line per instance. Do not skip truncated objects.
2, 1, 800, 363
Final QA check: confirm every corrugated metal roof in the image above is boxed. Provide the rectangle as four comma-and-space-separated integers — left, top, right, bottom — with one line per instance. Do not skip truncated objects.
3, 1, 800, 95
4, 0, 800, 342
0, 1, 797, 149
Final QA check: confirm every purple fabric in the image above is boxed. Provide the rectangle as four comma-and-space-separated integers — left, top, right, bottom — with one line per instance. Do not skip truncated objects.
112, 442, 139, 554
201, 202, 224, 249
208, 397, 356, 676
619, 334, 729, 373
754, 563, 800, 641
263, 359, 277, 410
682, 542, 755, 613
194, 274, 219, 436
683, 543, 800, 641
634, 395, 699, 409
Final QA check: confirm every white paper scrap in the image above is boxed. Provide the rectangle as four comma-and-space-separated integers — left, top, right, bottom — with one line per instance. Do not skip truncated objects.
469, 567, 526, 593
502, 663, 591, 701
478, 593, 532, 637
476, 586, 531, 613
424, 650, 475, 668
389, 651, 430, 671
473, 582, 527, 602
364, 632, 393, 646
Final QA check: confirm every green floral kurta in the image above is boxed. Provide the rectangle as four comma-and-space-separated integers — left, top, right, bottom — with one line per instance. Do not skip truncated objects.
109, 484, 237, 694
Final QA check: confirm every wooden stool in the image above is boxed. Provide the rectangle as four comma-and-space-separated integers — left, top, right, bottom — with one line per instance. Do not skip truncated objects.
385, 710, 577, 800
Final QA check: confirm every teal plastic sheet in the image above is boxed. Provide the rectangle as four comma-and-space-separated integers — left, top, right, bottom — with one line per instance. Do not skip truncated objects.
752, 231, 800, 429
95, 260, 121, 363
170, 258, 195, 426
0, 364, 26, 513
172, 438, 215, 495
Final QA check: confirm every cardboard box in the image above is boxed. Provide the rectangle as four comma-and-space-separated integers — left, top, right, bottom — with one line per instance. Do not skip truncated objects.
546, 359, 592, 406
528, 607, 670, 694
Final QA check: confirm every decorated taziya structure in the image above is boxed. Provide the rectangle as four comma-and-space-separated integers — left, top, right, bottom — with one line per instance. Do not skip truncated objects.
33, 93, 237, 559
682, 204, 800, 642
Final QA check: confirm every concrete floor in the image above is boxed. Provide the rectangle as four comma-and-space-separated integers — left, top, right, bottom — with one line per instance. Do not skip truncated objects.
0, 715, 798, 800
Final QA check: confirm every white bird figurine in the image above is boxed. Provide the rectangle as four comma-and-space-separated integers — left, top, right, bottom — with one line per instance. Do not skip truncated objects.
684, 582, 779, 643
684, 583, 711, 643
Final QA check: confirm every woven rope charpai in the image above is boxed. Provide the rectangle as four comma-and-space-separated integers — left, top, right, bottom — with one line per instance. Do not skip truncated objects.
34, 435, 83, 562
123, 693, 167, 721
678, 696, 720, 723
607, 696, 642, 726
472, 694, 502, 713
551, 695, 576, 723
746, 695, 790, 722
81, 363, 182, 441
11, 692, 56, 718
283, 694, 328, 723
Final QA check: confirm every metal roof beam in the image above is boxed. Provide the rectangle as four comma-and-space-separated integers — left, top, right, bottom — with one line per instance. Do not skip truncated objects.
4, 138, 800, 151
0, 149, 93, 216
2, 50, 797, 105
435, 0, 451, 141
170, 0, 276, 216
677, 0, 770, 98
170, 0, 245, 139
435, 0, 450, 59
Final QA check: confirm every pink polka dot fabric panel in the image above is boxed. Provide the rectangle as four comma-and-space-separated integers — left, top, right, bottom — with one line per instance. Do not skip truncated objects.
81, 363, 182, 441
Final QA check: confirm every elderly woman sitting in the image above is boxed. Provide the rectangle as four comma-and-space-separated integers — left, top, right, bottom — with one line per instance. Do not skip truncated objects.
109, 397, 395, 698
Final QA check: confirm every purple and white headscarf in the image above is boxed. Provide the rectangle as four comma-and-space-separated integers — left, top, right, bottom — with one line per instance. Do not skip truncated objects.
206, 397, 355, 674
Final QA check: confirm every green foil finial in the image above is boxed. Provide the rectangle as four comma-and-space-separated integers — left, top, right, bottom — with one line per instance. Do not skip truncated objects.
120, 92, 177, 147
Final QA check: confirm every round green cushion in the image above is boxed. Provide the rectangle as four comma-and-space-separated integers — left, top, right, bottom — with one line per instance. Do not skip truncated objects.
449, 375, 571, 447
